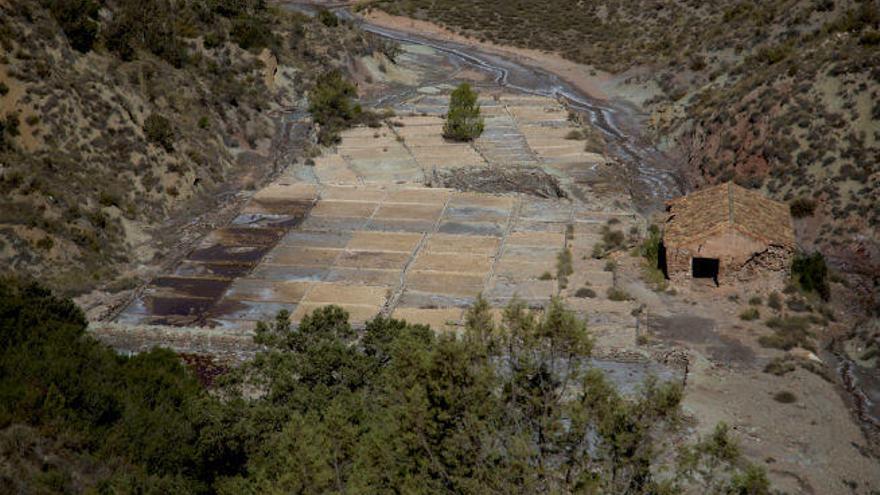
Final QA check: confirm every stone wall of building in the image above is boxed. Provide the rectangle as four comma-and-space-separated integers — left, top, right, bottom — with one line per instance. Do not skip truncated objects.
665, 228, 791, 285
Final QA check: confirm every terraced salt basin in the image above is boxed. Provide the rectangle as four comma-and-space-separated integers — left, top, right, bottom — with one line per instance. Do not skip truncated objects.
115, 89, 683, 389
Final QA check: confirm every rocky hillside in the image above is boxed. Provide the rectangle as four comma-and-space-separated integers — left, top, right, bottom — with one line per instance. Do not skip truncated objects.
370, 0, 880, 311
0, 0, 376, 295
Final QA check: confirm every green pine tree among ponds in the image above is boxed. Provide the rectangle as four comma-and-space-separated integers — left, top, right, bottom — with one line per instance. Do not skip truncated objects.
443, 83, 485, 141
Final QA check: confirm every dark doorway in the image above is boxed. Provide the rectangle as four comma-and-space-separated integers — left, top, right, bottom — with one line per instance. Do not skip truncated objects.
692, 257, 719, 285
658, 241, 669, 279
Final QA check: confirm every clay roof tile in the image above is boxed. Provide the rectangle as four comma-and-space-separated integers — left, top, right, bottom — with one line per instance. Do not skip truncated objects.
663, 182, 795, 248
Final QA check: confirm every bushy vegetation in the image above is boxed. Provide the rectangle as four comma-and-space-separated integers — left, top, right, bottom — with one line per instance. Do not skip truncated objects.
575, 287, 596, 298
77, 0, 280, 65
1, 278, 771, 493
767, 291, 783, 310
639, 224, 668, 289
318, 8, 339, 28
764, 355, 833, 381
789, 197, 817, 218
46, 0, 99, 53
0, 277, 226, 492
773, 391, 797, 404
1, 0, 372, 294
607, 287, 632, 301
0, 113, 19, 151
556, 246, 573, 289
764, 356, 798, 376
639, 224, 661, 266
758, 316, 814, 351
443, 83, 484, 141
739, 307, 760, 321
792, 251, 830, 300
676, 423, 771, 494
144, 113, 175, 152
601, 223, 626, 250
308, 70, 376, 145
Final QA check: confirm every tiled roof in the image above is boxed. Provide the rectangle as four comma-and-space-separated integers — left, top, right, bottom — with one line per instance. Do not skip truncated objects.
663, 182, 795, 248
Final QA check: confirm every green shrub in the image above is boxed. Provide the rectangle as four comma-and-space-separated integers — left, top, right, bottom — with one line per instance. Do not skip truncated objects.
767, 292, 782, 310
231, 14, 278, 50
49, 0, 100, 53
641, 262, 667, 290
0, 277, 221, 491
601, 225, 625, 250
755, 44, 791, 65
318, 8, 339, 27
828, 3, 880, 34
764, 357, 796, 376
789, 197, 816, 218
103, 0, 188, 66
748, 296, 762, 306
309, 70, 363, 145
556, 247, 573, 279
575, 287, 596, 298
773, 391, 797, 404
36, 237, 54, 250
203, 28, 227, 49
443, 83, 484, 141
99, 191, 122, 207
758, 316, 813, 350
366, 32, 402, 63
607, 287, 632, 301
639, 225, 661, 265
739, 308, 760, 321
818, 304, 836, 322
539, 271, 553, 280
211, 0, 254, 17
143, 114, 175, 152
688, 54, 707, 71
0, 81, 8, 96
861, 341, 879, 362
860, 30, 880, 45
0, 113, 20, 150
792, 251, 830, 300
638, 224, 667, 288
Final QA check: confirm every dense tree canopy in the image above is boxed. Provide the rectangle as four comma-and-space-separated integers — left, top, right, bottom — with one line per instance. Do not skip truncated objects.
443, 83, 485, 141
0, 278, 770, 493
308, 70, 364, 146
792, 251, 830, 301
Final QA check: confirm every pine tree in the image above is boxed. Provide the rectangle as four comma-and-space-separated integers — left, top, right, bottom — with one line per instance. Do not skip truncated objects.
443, 83, 484, 141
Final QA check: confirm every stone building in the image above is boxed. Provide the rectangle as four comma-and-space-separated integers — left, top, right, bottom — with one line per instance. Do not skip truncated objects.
660, 182, 795, 285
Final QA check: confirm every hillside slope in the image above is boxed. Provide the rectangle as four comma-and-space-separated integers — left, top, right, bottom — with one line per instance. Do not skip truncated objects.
370, 0, 880, 310
0, 0, 374, 294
